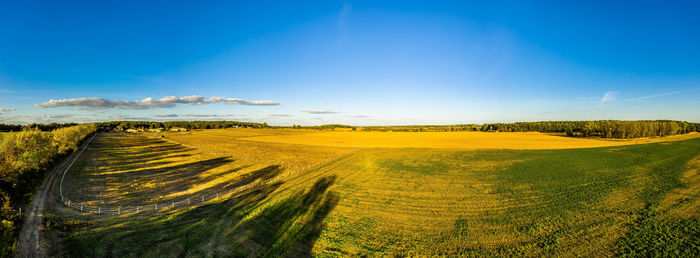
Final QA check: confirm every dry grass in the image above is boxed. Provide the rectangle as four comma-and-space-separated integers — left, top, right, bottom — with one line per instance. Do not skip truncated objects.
50, 129, 700, 256
159, 128, 353, 174
240, 131, 700, 149
62, 133, 288, 207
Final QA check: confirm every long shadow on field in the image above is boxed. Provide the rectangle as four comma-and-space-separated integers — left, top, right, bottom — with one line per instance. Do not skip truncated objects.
60, 176, 339, 257
61, 181, 285, 257
237, 175, 339, 257
73, 157, 235, 203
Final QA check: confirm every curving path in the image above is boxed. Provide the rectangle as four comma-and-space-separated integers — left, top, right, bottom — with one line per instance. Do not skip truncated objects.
16, 134, 95, 257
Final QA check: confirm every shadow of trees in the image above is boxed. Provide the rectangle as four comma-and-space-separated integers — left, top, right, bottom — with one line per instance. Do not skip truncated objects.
68, 134, 286, 207
60, 176, 340, 257
238, 175, 339, 257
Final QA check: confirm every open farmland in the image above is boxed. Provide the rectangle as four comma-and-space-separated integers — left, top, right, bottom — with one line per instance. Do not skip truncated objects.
241, 130, 700, 149
44, 129, 700, 256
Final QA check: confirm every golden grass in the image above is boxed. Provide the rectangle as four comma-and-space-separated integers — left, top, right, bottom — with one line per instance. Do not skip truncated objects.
63, 133, 281, 207
159, 129, 353, 174
240, 131, 700, 149
659, 156, 700, 218
55, 128, 700, 256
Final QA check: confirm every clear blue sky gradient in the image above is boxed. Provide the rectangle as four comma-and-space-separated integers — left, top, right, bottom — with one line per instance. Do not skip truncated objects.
1, 1, 698, 125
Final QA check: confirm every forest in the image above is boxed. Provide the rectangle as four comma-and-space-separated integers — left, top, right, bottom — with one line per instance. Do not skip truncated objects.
480, 120, 700, 138
96, 120, 268, 131
0, 124, 96, 256
0, 123, 80, 132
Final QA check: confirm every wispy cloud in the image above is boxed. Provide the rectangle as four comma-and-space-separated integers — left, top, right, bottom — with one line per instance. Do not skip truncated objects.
0, 107, 16, 113
349, 115, 370, 118
625, 91, 681, 101
42, 114, 74, 119
600, 91, 617, 103
301, 110, 339, 114
153, 113, 178, 117
268, 114, 291, 117
35, 95, 280, 110
111, 115, 153, 120
183, 114, 226, 118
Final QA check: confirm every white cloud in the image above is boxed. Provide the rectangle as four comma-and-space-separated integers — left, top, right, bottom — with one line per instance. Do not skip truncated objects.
601, 92, 617, 103
41, 114, 75, 119
625, 91, 681, 101
153, 113, 178, 117
0, 107, 16, 113
35, 96, 280, 110
301, 110, 339, 114
183, 114, 223, 118
110, 115, 153, 120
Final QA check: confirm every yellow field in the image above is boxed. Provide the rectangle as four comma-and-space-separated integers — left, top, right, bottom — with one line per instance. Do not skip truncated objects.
241, 130, 700, 149
159, 128, 352, 173
52, 128, 700, 256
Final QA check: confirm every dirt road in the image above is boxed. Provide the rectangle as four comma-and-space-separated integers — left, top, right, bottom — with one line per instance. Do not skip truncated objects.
16, 134, 96, 257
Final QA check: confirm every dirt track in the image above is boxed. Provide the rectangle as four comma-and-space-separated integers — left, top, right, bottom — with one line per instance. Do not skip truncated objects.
16, 134, 95, 257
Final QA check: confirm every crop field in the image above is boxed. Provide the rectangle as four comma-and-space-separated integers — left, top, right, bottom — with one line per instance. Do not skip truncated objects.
44, 129, 700, 256
241, 130, 700, 149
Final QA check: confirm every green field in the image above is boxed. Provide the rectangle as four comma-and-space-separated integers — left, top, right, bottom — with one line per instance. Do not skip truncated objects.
45, 133, 700, 256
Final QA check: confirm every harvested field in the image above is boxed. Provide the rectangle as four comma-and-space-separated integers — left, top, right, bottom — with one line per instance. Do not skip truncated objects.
240, 131, 700, 149
45, 129, 700, 256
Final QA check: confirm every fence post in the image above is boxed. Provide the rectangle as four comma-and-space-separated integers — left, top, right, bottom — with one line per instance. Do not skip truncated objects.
216, 193, 218, 198
187, 199, 190, 204
98, 207, 101, 214
80, 205, 83, 211
171, 202, 174, 208
136, 206, 139, 212
202, 196, 204, 202
155, 203, 158, 210
118, 207, 120, 215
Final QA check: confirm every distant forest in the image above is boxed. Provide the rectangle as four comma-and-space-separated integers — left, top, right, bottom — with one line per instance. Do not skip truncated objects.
480, 120, 700, 138
0, 123, 80, 132
2, 120, 698, 139
96, 120, 269, 131
0, 121, 269, 132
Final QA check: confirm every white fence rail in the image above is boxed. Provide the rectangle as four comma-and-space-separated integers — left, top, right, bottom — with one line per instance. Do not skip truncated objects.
63, 178, 274, 215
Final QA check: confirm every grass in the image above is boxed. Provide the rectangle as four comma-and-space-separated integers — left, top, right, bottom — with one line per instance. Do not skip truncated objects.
44, 129, 700, 256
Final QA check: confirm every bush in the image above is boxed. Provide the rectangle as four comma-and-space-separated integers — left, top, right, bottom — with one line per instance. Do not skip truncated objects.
0, 124, 96, 255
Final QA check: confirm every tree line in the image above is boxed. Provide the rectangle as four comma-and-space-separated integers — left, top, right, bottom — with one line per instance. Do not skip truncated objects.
0, 122, 81, 132
0, 124, 97, 256
96, 120, 269, 131
480, 120, 700, 138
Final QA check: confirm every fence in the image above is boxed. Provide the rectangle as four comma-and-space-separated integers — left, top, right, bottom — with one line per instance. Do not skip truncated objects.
63, 178, 274, 215
60, 133, 355, 215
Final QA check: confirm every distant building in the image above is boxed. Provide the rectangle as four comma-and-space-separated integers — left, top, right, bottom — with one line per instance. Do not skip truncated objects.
170, 127, 188, 132
125, 129, 139, 134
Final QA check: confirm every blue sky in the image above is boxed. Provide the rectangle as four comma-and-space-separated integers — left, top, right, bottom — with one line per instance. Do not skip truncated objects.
1, 1, 698, 125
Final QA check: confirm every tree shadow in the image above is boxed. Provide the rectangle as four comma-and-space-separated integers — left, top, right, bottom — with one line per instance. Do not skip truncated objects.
58, 176, 340, 257
61, 181, 285, 257
235, 175, 339, 257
